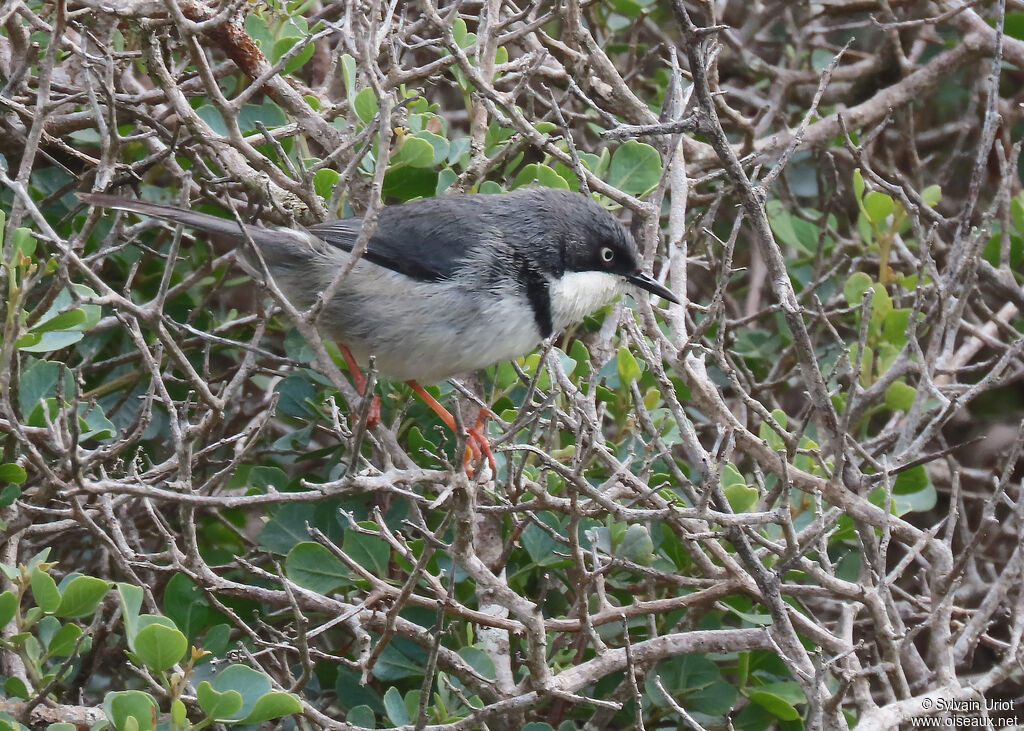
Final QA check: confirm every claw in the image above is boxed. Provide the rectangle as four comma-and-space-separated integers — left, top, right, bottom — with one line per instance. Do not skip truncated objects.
407, 382, 496, 477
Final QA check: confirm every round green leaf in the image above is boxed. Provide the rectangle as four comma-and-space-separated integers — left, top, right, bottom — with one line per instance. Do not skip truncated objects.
885, 381, 916, 412
616, 524, 655, 565
314, 168, 340, 199
721, 464, 759, 513
748, 689, 799, 720
105, 691, 158, 731
55, 575, 111, 618
383, 686, 411, 726
392, 136, 435, 168
134, 623, 187, 671
197, 680, 244, 720
382, 167, 439, 201
607, 140, 662, 194
46, 622, 83, 657
922, 184, 942, 206
285, 542, 352, 594
5, 676, 29, 699
0, 463, 26, 484
12, 227, 36, 258
212, 664, 277, 721
31, 309, 86, 334
0, 591, 17, 626
513, 163, 569, 190
412, 130, 450, 165
346, 705, 376, 728
239, 691, 303, 723
863, 190, 895, 223
353, 87, 379, 124
617, 346, 642, 385
31, 567, 60, 613
843, 272, 874, 307
270, 36, 315, 74
343, 527, 390, 577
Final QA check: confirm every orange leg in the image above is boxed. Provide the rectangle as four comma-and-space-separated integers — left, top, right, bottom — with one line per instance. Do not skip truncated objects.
407, 381, 496, 475
338, 344, 380, 428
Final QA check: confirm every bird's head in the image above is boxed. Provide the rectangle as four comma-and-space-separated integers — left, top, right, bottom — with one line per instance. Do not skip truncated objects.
539, 190, 680, 305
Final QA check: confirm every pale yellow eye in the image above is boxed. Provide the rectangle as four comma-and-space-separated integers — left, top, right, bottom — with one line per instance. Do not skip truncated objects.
601, 247, 614, 262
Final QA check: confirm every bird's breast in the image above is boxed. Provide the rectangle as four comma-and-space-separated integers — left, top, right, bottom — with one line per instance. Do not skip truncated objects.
548, 271, 625, 331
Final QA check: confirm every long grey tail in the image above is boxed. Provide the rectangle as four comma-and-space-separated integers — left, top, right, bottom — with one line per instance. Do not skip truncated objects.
77, 192, 312, 258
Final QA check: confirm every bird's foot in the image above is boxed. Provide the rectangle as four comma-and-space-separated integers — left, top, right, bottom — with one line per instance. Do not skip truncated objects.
407, 381, 496, 478
464, 409, 497, 477
338, 343, 380, 428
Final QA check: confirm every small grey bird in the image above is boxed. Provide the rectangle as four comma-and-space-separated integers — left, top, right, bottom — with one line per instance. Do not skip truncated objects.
79, 188, 678, 468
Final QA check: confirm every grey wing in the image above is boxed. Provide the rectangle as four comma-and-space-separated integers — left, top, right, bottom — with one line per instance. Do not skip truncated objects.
308, 199, 491, 282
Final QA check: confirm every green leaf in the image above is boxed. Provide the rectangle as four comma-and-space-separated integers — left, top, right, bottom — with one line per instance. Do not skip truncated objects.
870, 282, 893, 319
616, 524, 654, 565
392, 136, 435, 168
117, 582, 143, 644
239, 692, 303, 723
12, 228, 35, 258
285, 542, 352, 593
521, 517, 569, 568
18, 331, 83, 353
0, 463, 26, 484
882, 308, 913, 346
843, 272, 874, 307
893, 464, 929, 494
413, 130, 450, 165
275, 36, 315, 74
31, 566, 60, 613
721, 463, 758, 513
105, 691, 158, 731
0, 483, 21, 507
55, 575, 110, 618
383, 687, 411, 726
0, 591, 18, 627
171, 700, 188, 727
607, 140, 662, 194
46, 622, 83, 657
512, 163, 569, 190
353, 87, 378, 124
747, 688, 800, 720
382, 166, 439, 201
852, 168, 865, 201
616, 346, 642, 385
197, 681, 244, 720
343, 527, 390, 577
163, 573, 219, 640
758, 410, 788, 452
5, 676, 30, 699
31, 309, 86, 335
313, 168, 340, 199
212, 664, 275, 721
243, 14, 273, 52
346, 706, 376, 728
341, 54, 357, 103
238, 101, 287, 133
457, 646, 497, 681
134, 623, 187, 671
921, 184, 942, 206
885, 381, 916, 412
863, 191, 895, 223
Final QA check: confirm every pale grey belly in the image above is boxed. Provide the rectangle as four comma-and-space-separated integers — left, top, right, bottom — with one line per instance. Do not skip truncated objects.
271, 258, 542, 383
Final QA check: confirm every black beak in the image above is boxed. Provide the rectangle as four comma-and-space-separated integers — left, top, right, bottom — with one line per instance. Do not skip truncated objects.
627, 271, 680, 305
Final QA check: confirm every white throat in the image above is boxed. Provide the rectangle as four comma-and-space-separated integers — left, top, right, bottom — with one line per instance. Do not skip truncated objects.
548, 271, 625, 331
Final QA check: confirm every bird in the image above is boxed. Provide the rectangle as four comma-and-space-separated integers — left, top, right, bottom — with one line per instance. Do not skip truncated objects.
78, 188, 679, 473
